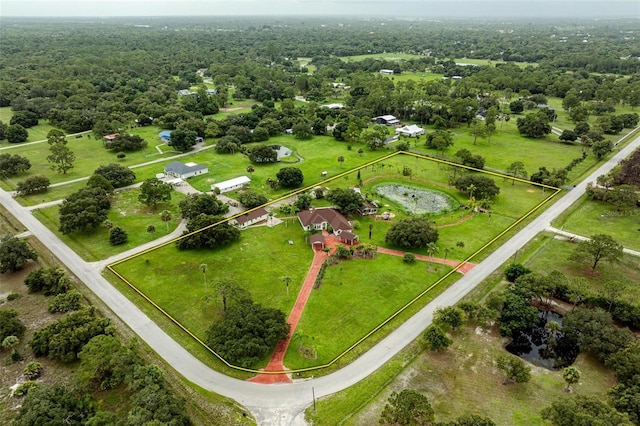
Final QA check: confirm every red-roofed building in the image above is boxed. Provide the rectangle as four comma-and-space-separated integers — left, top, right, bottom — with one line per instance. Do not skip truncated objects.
297, 207, 353, 236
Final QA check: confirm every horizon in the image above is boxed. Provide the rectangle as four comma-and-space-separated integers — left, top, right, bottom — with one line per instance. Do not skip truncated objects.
1, 0, 639, 19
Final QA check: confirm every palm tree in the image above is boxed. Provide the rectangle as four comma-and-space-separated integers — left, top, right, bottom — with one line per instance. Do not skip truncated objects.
246, 164, 255, 175
562, 366, 581, 392
282, 276, 291, 297
337, 156, 345, 168
200, 263, 208, 292
159, 210, 172, 232
466, 184, 477, 200
426, 242, 438, 258
146, 224, 156, 235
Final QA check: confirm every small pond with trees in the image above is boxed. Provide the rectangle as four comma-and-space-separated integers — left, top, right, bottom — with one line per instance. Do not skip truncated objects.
506, 310, 579, 370
374, 184, 460, 215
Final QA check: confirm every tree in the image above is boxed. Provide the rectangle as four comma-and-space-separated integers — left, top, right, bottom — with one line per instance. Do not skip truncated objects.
29, 307, 111, 362
86, 173, 114, 193
179, 193, 228, 219
569, 234, 624, 271
246, 164, 255, 175
454, 175, 500, 200
559, 129, 578, 143
138, 178, 172, 209
147, 224, 156, 235
292, 120, 312, 140
360, 125, 389, 150
509, 100, 524, 114
423, 325, 452, 351
455, 149, 486, 169
385, 217, 439, 250
176, 214, 240, 250
468, 118, 487, 145
0, 154, 31, 178
14, 175, 50, 196
443, 413, 496, 426
0, 234, 38, 273
6, 124, 28, 143
498, 286, 538, 337
205, 298, 289, 367
541, 395, 633, 426
504, 263, 531, 282
24, 267, 70, 295
294, 192, 312, 211
78, 334, 140, 390
496, 354, 531, 384
326, 188, 364, 215
337, 155, 345, 168
0, 309, 26, 343
505, 161, 528, 185
105, 134, 147, 151
14, 383, 97, 426
238, 190, 268, 209
59, 187, 111, 234
249, 145, 278, 163
425, 130, 454, 153
213, 279, 250, 312
93, 163, 136, 188
215, 135, 241, 154
168, 128, 197, 152
47, 129, 75, 174
160, 210, 172, 231
109, 226, 128, 246
516, 111, 552, 138
592, 139, 613, 160
10, 110, 39, 128
562, 366, 581, 392
433, 306, 465, 330
379, 389, 434, 425
200, 263, 208, 291
276, 167, 304, 188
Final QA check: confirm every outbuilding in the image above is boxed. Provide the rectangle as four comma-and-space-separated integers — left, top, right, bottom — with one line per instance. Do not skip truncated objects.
396, 124, 425, 137
211, 176, 251, 193
373, 115, 400, 126
163, 161, 209, 180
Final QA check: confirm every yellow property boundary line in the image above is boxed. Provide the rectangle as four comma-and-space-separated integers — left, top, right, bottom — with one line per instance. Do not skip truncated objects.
107, 151, 560, 374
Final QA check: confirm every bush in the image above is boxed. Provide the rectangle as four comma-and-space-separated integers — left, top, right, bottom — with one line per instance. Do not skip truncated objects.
13, 381, 39, 398
24, 362, 43, 380
108, 226, 128, 246
6, 292, 21, 301
504, 263, 532, 282
48, 291, 83, 313
385, 217, 438, 249
403, 253, 416, 263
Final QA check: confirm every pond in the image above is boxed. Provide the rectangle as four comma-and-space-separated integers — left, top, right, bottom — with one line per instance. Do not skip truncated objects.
374, 184, 458, 215
506, 310, 580, 370
271, 145, 293, 160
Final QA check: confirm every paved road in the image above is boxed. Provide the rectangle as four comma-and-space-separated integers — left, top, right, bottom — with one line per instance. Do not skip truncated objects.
1, 132, 638, 425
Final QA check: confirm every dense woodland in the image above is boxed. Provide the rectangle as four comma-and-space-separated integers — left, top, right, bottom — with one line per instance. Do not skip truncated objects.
1, 16, 640, 426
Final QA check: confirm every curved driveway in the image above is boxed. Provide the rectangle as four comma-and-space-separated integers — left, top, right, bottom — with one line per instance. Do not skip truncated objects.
1, 132, 639, 425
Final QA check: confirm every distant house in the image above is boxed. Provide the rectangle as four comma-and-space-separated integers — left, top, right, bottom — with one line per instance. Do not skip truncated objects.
211, 176, 251, 194
373, 115, 400, 126
164, 161, 209, 180
396, 124, 425, 137
379, 69, 395, 75
206, 89, 217, 95
231, 207, 268, 229
451, 76, 463, 81
321, 103, 345, 109
177, 89, 195, 96
297, 207, 353, 236
359, 201, 378, 215
103, 134, 118, 143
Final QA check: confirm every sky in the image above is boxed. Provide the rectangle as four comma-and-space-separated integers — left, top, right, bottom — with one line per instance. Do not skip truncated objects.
1, 0, 638, 18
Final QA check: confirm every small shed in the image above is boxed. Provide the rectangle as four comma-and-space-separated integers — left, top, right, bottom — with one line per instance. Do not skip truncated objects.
379, 69, 394, 75
373, 115, 400, 126
211, 176, 251, 194
231, 207, 268, 229
159, 130, 172, 142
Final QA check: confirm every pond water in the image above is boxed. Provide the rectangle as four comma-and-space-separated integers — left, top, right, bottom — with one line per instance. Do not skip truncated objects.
374, 184, 457, 215
506, 310, 579, 370
272, 145, 293, 160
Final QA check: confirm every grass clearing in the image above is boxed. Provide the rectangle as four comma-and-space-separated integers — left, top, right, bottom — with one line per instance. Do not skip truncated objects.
33, 188, 186, 262
339, 53, 425, 62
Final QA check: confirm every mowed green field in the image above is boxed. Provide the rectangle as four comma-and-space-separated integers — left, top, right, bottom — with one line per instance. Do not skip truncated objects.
112, 224, 313, 341
33, 188, 186, 262
0, 107, 59, 142
338, 53, 425, 62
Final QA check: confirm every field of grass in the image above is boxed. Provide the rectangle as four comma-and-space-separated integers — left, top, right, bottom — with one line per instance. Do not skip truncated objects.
453, 58, 539, 68
338, 53, 425, 62
552, 195, 640, 252
336, 326, 614, 426
33, 188, 186, 262
0, 107, 60, 142
284, 254, 450, 369
523, 232, 640, 304
381, 71, 444, 83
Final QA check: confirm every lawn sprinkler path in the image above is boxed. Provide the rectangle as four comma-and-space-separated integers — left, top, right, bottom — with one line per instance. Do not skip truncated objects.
250, 233, 475, 383
249, 233, 337, 384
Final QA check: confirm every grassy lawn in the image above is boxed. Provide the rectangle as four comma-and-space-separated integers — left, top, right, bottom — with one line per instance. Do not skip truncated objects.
382, 72, 444, 83
112, 224, 313, 352
523, 232, 640, 304
552, 195, 640, 252
32, 188, 186, 262
0, 107, 59, 142
453, 58, 539, 68
284, 254, 451, 369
